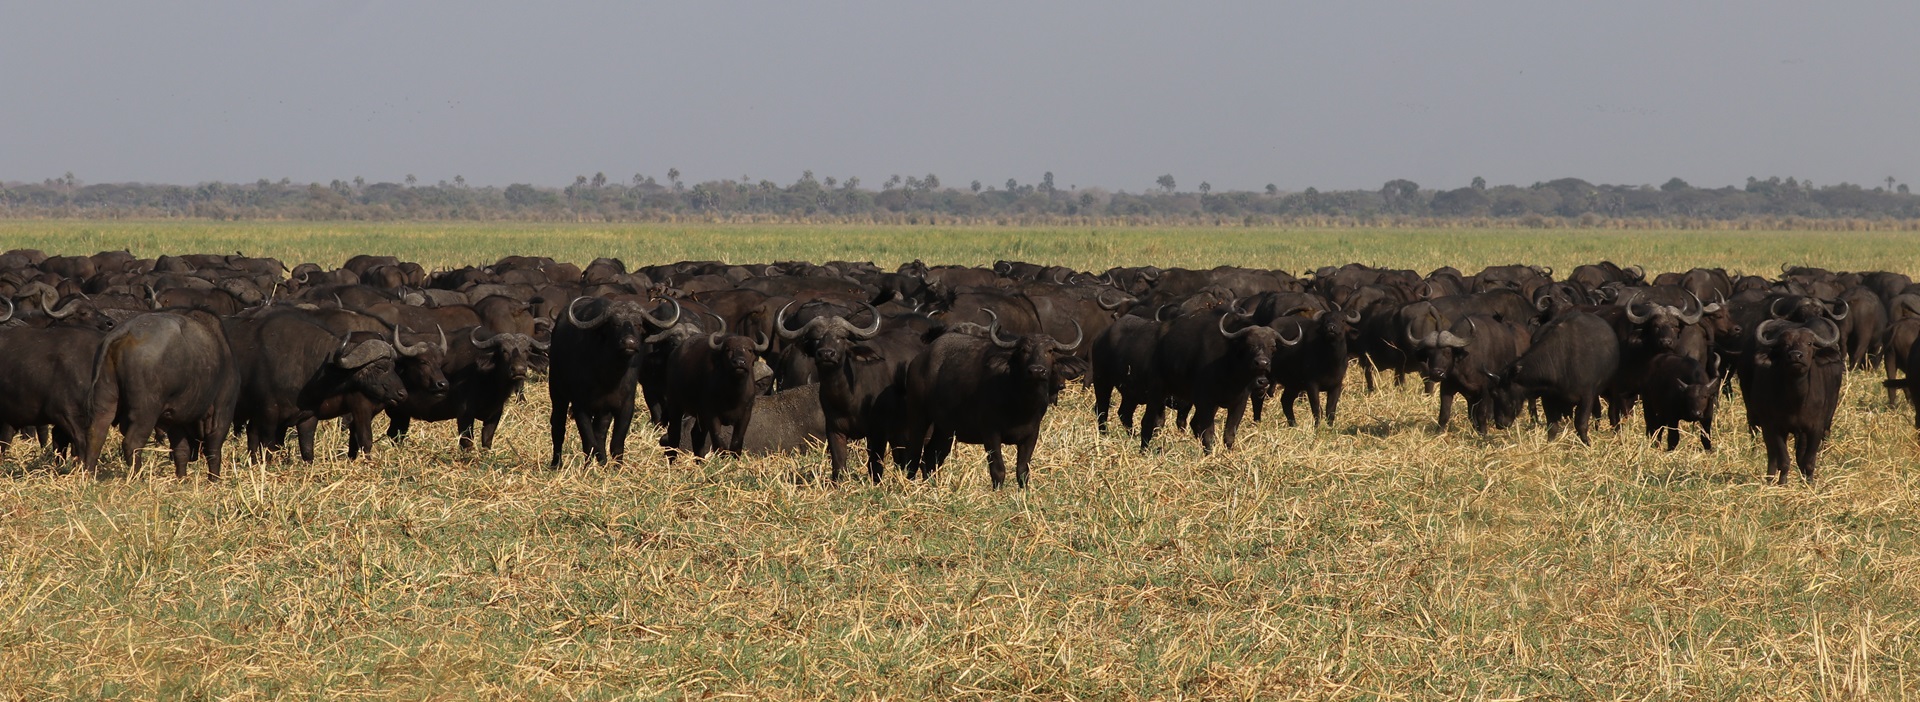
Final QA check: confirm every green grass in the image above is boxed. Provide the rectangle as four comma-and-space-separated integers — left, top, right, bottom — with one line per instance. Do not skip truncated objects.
9, 219, 1920, 275
3, 220, 1920, 698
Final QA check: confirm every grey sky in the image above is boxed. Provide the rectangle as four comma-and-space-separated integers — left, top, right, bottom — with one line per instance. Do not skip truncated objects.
4, 2, 1916, 192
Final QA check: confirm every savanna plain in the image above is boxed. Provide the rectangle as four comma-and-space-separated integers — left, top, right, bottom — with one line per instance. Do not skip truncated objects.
6, 221, 1920, 700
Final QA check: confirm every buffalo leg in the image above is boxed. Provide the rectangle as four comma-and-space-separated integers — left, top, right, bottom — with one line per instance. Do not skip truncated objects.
296, 418, 318, 462
1193, 405, 1219, 453
1699, 406, 1715, 452
1094, 380, 1114, 433
170, 432, 193, 479
1221, 398, 1247, 450
1118, 395, 1138, 433
827, 432, 851, 482
592, 412, 618, 463
387, 412, 412, 444
1762, 428, 1790, 484
609, 403, 635, 464
571, 408, 602, 462
548, 402, 569, 468
1573, 394, 1595, 445
1795, 431, 1823, 483
1139, 400, 1165, 452
1305, 386, 1325, 426
456, 415, 477, 452
984, 439, 1007, 489
1250, 385, 1266, 423
726, 407, 750, 456
926, 430, 956, 478
1437, 390, 1455, 430
1013, 437, 1036, 489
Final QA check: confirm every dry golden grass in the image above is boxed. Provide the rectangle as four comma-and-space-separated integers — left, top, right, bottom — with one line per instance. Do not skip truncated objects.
2, 221, 1919, 698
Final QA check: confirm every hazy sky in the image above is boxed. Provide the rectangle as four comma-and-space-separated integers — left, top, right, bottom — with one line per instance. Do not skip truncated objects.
4, 2, 1916, 192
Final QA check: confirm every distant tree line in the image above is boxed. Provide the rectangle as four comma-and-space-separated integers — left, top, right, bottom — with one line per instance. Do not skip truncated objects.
3, 170, 1918, 228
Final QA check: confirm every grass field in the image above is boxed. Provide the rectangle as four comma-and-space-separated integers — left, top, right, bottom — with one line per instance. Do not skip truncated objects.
4, 221, 1920, 699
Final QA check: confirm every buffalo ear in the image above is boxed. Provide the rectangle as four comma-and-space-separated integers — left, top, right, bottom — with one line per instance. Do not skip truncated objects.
474, 354, 497, 372
847, 345, 884, 363
986, 353, 1012, 376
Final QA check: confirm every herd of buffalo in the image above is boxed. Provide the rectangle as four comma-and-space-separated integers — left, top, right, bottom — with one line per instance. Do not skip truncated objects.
0, 249, 1909, 488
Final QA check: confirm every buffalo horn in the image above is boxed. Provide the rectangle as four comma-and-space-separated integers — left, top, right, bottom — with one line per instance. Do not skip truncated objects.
338, 339, 395, 368
1769, 296, 1793, 320
984, 309, 1020, 348
1220, 311, 1256, 340
471, 326, 501, 349
640, 297, 682, 328
1675, 291, 1704, 325
45, 293, 79, 319
1623, 290, 1653, 324
394, 325, 434, 357
851, 303, 883, 339
1810, 317, 1842, 348
1057, 319, 1084, 351
567, 296, 611, 328
1825, 297, 1849, 321
1754, 319, 1787, 346
1096, 289, 1132, 310
707, 313, 729, 349
1277, 322, 1303, 347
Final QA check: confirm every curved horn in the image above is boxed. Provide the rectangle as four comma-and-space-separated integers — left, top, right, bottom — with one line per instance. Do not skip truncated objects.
1770, 296, 1793, 320
1405, 319, 1422, 347
1675, 291, 1704, 325
1781, 262, 1794, 275
1096, 289, 1133, 310
141, 284, 161, 310
1277, 321, 1303, 346
1221, 311, 1256, 340
984, 309, 1019, 348
851, 303, 884, 340
1810, 317, 1842, 348
1454, 317, 1479, 348
1755, 319, 1787, 346
753, 330, 770, 352
708, 313, 728, 349
393, 325, 434, 357
1156, 304, 1177, 322
639, 297, 682, 328
1624, 265, 1644, 280
1623, 290, 1652, 325
774, 300, 804, 339
338, 339, 395, 368
1422, 280, 1437, 300
45, 294, 79, 319
1825, 297, 1849, 321
470, 326, 501, 349
567, 296, 611, 328
1056, 319, 1084, 351
528, 335, 550, 351
435, 324, 448, 353
0, 297, 12, 323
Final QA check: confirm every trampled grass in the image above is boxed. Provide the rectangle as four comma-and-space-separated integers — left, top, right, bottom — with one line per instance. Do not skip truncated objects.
3, 221, 1920, 698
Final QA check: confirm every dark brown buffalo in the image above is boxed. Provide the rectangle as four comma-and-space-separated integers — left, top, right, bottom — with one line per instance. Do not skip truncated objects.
1640, 353, 1720, 451
386, 327, 548, 451
776, 302, 925, 481
1745, 318, 1845, 484
1490, 311, 1620, 444
1139, 308, 1279, 453
659, 316, 770, 458
82, 311, 240, 479
547, 296, 681, 466
224, 311, 411, 461
1412, 315, 1530, 433
902, 314, 1083, 488
0, 323, 108, 457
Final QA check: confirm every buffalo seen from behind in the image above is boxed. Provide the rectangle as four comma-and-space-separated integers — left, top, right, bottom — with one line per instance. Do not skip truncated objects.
0, 248, 1903, 488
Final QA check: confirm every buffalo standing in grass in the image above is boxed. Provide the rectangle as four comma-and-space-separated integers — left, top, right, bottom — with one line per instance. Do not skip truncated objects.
902, 313, 1083, 488
82, 311, 241, 479
1747, 318, 1845, 484
1490, 311, 1620, 444
1139, 308, 1280, 453
1639, 353, 1720, 451
1412, 315, 1530, 433
547, 296, 680, 466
